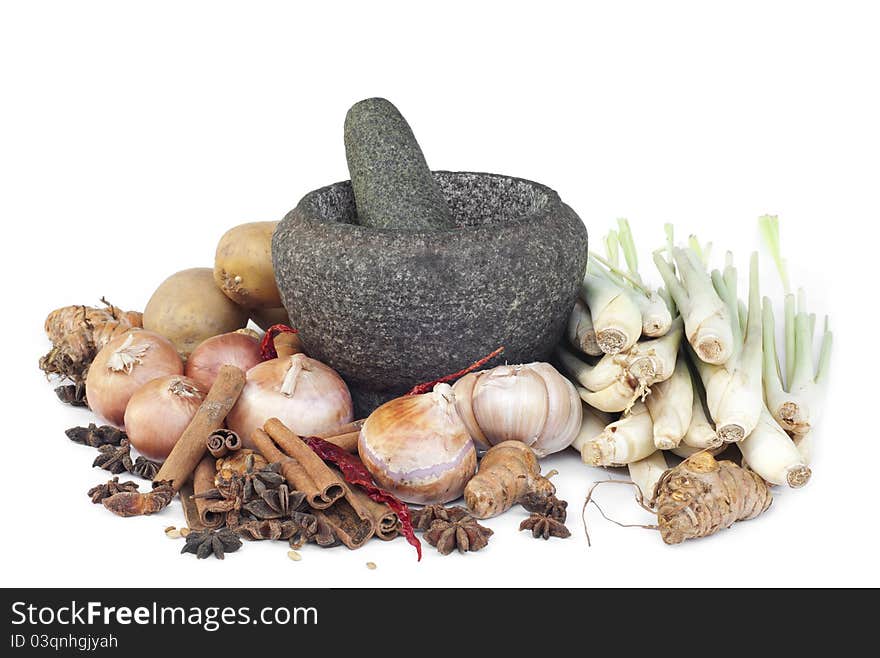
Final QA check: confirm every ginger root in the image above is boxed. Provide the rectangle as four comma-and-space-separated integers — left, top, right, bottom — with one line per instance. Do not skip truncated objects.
654, 451, 772, 544
464, 441, 556, 519
40, 298, 143, 388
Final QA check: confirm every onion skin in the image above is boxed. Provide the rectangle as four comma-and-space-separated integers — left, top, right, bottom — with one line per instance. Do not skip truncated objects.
124, 375, 205, 460
358, 384, 477, 505
185, 332, 262, 391
228, 353, 353, 448
85, 330, 183, 426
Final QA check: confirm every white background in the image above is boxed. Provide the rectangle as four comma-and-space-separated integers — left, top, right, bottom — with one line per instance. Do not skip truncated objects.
1, 1, 877, 588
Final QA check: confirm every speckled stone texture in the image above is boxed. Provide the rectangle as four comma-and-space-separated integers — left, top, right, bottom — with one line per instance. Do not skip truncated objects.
344, 98, 455, 230
273, 171, 588, 416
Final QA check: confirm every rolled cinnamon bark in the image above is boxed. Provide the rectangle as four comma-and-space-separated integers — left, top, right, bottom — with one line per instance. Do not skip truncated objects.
318, 430, 360, 453
315, 419, 365, 438
314, 481, 375, 549
206, 428, 241, 458
349, 484, 398, 540
250, 428, 344, 510
178, 480, 203, 531
192, 455, 224, 529
206, 433, 227, 459
154, 365, 246, 492
263, 418, 347, 509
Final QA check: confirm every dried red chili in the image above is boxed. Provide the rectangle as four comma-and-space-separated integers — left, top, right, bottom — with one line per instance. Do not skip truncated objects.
405, 346, 504, 396
303, 436, 422, 560
259, 324, 298, 361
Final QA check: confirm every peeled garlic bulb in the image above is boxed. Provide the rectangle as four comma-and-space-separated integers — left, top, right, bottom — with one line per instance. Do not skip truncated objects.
358, 383, 477, 505
452, 362, 583, 457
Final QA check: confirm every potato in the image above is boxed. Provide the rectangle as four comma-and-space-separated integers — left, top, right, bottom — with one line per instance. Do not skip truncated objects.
144, 268, 249, 357
250, 306, 291, 331
214, 221, 282, 308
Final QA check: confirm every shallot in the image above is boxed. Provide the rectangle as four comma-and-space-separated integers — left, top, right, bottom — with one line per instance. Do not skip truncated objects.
85, 330, 183, 426
359, 383, 477, 505
124, 375, 206, 460
227, 353, 353, 447
185, 331, 262, 391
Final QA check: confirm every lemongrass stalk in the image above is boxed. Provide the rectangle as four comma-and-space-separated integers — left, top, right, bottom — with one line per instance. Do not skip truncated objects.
627, 451, 668, 503
617, 218, 640, 277
653, 247, 734, 365
581, 401, 654, 466
692, 253, 763, 443
681, 365, 720, 449
625, 316, 683, 385
644, 353, 693, 449
632, 291, 673, 337
738, 406, 811, 488
657, 287, 676, 316
758, 214, 790, 293
784, 293, 796, 386
581, 270, 643, 355
793, 432, 814, 465
671, 443, 724, 459
688, 235, 713, 267
612, 218, 672, 337
764, 297, 832, 437
577, 379, 640, 413
566, 299, 602, 356
555, 347, 623, 392
570, 403, 613, 454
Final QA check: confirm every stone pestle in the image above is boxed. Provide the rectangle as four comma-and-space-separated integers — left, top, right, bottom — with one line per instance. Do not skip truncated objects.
344, 97, 456, 230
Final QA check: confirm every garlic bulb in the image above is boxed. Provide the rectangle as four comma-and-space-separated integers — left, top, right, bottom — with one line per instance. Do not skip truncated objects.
452, 362, 582, 457
228, 353, 353, 448
358, 383, 477, 505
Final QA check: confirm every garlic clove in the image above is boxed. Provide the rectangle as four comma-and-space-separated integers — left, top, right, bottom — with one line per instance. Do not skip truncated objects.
451, 372, 491, 450
471, 365, 548, 447
529, 362, 583, 457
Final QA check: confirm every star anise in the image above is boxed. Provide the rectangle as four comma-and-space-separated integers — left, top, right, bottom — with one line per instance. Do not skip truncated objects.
410, 505, 470, 531
93, 438, 133, 474
519, 513, 571, 540
87, 477, 139, 504
103, 480, 174, 517
520, 492, 568, 523
181, 528, 242, 560
67, 423, 126, 448
424, 515, 493, 555
288, 511, 337, 549
55, 382, 88, 407
243, 483, 307, 520
129, 456, 161, 480
237, 519, 300, 541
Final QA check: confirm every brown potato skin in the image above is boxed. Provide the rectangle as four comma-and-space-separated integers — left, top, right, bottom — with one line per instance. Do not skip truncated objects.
143, 268, 249, 357
214, 221, 282, 308
250, 306, 291, 331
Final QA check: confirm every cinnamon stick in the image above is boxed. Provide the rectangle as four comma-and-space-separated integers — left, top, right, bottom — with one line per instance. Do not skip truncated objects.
349, 483, 398, 540
250, 428, 344, 510
314, 493, 374, 549
263, 418, 347, 509
206, 428, 241, 458
192, 455, 224, 529
315, 419, 365, 438
178, 480, 204, 531
318, 430, 360, 453
154, 365, 245, 492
